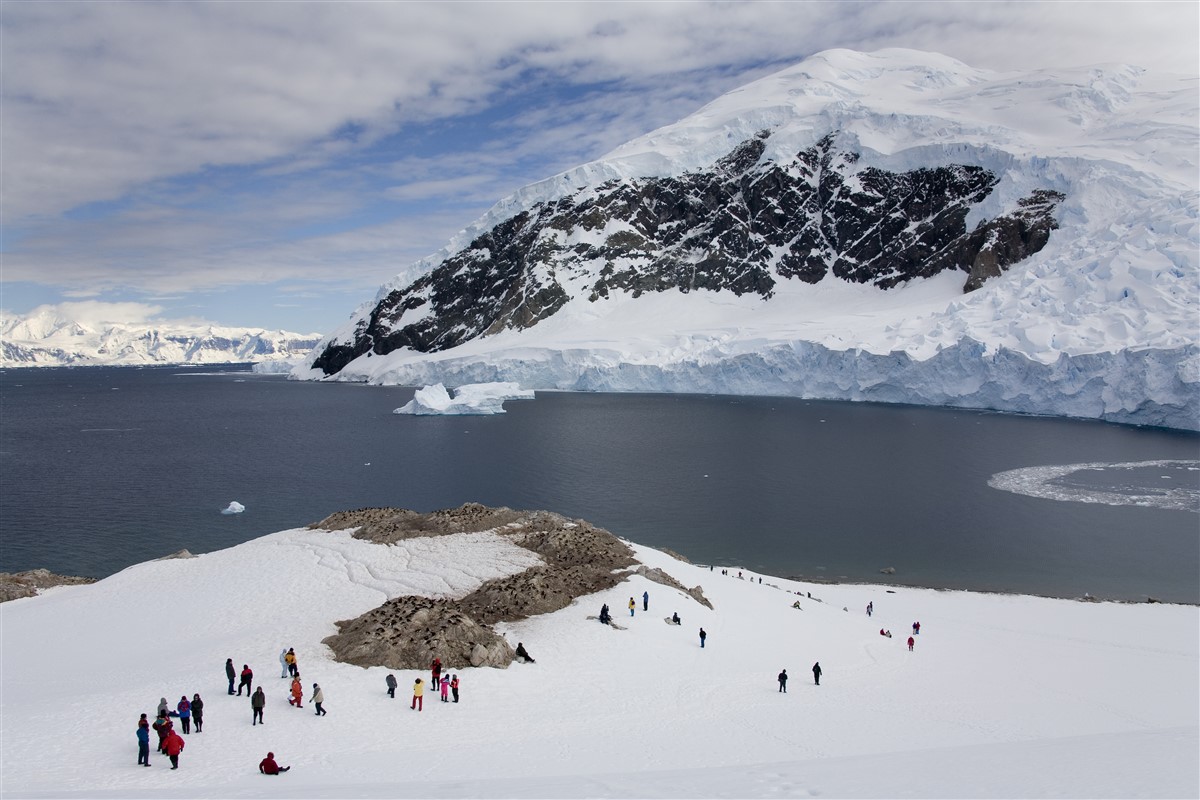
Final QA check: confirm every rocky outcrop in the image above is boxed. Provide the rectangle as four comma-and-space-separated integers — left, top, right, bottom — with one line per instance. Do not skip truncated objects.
312, 132, 1062, 376
0, 569, 95, 603
321, 505, 651, 670
631, 565, 713, 610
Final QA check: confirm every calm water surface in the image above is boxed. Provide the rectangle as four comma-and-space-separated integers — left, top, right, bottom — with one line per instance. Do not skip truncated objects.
2, 365, 1197, 602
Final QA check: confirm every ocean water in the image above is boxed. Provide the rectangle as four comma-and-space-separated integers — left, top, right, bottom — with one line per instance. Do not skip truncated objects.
2, 365, 1197, 602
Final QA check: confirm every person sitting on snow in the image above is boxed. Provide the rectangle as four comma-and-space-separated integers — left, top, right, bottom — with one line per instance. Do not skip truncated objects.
259, 752, 291, 774
671, 612, 681, 625
515, 642, 535, 663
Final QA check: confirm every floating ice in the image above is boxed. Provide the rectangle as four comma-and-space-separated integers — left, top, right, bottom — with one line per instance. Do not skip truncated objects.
393, 382, 534, 416
988, 460, 1200, 512
221, 501, 245, 515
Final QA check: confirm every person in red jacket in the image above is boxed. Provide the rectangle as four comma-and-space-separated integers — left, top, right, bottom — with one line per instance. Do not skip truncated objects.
259, 751, 291, 774
164, 729, 185, 770
908, 636, 915, 651
238, 664, 254, 696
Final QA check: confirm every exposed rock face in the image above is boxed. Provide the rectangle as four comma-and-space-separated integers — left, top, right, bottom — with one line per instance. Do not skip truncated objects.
320, 504, 644, 669
312, 133, 1062, 376
0, 569, 95, 603
633, 565, 713, 610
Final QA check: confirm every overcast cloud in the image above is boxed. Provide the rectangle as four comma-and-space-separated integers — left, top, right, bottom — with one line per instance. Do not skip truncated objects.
2, 1, 1196, 332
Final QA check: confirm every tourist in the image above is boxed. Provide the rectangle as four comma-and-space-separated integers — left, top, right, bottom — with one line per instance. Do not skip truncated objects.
386, 673, 397, 698
450, 674, 460, 703
440, 676, 450, 703
515, 642, 535, 663
599, 603, 611, 624
163, 728, 185, 770
880, 628, 892, 638
259, 751, 290, 774
286, 648, 298, 677
152, 710, 171, 753
908, 636, 915, 651
672, 611, 681, 625
914, 621, 921, 635
226, 658, 236, 695
628, 597, 636, 617
251, 687, 265, 725
157, 697, 169, 717
812, 662, 822, 685
643, 590, 649, 611
778, 669, 788, 693
866, 601, 873, 617
176, 695, 191, 734
279, 649, 289, 679
191, 693, 204, 733
431, 657, 443, 690
288, 676, 303, 708
699, 628, 707, 648
312, 683, 327, 716
238, 664, 254, 696
136, 713, 151, 767
412, 678, 424, 711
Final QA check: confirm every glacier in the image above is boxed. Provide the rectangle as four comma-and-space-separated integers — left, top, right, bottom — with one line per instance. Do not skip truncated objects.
296, 49, 1199, 431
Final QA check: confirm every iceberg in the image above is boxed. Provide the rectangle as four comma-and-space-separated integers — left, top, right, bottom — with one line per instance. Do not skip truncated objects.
393, 382, 535, 415
220, 501, 245, 515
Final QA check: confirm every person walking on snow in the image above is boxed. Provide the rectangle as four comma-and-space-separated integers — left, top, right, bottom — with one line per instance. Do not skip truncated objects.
226, 658, 236, 695
191, 693, 204, 733
279, 649, 288, 678
450, 674, 460, 703
866, 601, 873, 617
412, 678, 424, 711
312, 683, 326, 715
628, 597, 636, 617
238, 664, 253, 696
699, 628, 707, 648
259, 751, 290, 774
812, 662, 822, 685
908, 636, 915, 651
251, 687, 265, 725
386, 673, 397, 698
164, 729, 185, 769
440, 676, 450, 703
778, 669, 788, 692
913, 621, 920, 635
643, 590, 649, 611
137, 714, 152, 767
288, 676, 303, 708
286, 648, 298, 677
176, 695, 191, 734
431, 657, 443, 690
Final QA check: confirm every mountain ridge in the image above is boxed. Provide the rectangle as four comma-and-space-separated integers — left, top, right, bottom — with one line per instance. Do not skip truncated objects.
299, 48, 1198, 429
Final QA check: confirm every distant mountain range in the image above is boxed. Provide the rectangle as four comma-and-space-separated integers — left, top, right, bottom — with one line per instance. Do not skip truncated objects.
1, 308, 321, 367
308, 49, 1192, 429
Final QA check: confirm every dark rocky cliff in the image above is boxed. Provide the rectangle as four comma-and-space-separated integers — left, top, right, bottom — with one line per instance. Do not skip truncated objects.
314, 133, 1061, 376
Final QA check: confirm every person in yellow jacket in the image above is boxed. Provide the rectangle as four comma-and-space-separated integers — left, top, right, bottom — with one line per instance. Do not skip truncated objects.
411, 678, 424, 711
628, 597, 635, 617
285, 648, 298, 677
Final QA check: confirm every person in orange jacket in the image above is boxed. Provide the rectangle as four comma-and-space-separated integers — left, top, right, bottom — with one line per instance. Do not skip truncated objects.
288, 676, 304, 708
164, 729, 185, 769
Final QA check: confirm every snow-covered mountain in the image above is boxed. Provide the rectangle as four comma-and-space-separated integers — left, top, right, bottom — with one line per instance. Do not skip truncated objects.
301, 48, 1199, 430
1, 306, 322, 367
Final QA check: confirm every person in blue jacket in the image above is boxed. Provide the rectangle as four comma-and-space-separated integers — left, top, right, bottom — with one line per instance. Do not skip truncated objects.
136, 713, 151, 766
176, 696, 191, 734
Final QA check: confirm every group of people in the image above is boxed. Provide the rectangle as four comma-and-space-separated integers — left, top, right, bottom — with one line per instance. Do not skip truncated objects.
386, 657, 463, 712
139, 693, 204, 769
776, 662, 822, 691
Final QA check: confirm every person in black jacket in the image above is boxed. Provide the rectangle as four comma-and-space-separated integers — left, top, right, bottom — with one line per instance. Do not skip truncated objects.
812, 662, 822, 685
778, 669, 788, 693
515, 642, 535, 663
226, 658, 236, 695
191, 693, 204, 732
385, 673, 397, 698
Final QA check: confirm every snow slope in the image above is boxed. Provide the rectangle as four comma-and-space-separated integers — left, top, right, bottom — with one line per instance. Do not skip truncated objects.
2, 523, 1196, 798
300, 49, 1199, 430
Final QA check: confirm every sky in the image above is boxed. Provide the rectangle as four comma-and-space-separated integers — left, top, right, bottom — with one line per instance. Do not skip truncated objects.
2, 1, 1197, 335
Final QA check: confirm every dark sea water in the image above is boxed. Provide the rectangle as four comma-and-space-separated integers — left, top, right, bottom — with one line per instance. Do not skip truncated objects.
2, 365, 1197, 602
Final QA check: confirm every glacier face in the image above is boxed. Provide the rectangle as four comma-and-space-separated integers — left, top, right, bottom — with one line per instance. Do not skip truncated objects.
298, 49, 1199, 430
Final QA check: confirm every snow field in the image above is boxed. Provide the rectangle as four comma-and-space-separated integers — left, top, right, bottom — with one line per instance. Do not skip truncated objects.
1, 528, 1196, 798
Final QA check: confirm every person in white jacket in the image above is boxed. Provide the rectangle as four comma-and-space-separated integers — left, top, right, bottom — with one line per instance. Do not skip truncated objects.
312, 683, 327, 716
